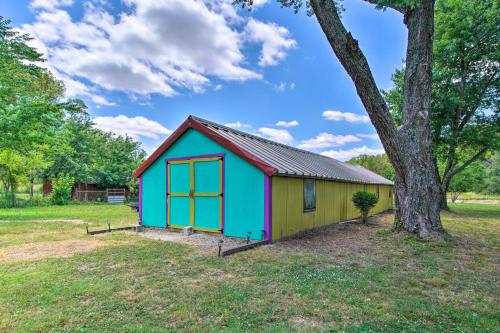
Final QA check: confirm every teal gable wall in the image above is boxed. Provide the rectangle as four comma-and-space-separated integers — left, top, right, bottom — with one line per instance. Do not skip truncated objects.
141, 129, 265, 240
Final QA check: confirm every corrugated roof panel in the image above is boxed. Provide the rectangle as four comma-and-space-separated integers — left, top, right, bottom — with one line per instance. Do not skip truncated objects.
193, 116, 393, 185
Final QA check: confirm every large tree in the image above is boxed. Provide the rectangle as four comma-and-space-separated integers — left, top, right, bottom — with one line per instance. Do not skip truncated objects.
236, 0, 443, 238
44, 107, 146, 188
0, 17, 67, 205
384, 0, 500, 209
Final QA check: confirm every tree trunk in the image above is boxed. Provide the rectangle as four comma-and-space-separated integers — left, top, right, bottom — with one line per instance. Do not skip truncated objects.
30, 179, 34, 201
10, 182, 16, 207
440, 186, 449, 210
310, 0, 444, 238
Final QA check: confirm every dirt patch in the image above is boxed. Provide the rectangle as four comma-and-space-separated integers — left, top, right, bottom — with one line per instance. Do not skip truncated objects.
0, 239, 107, 262
0, 219, 86, 224
288, 316, 324, 329
138, 228, 255, 255
273, 213, 394, 260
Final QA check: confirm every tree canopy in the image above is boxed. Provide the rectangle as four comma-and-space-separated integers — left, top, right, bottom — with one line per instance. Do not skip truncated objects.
383, 0, 500, 208
0, 16, 146, 206
347, 154, 395, 181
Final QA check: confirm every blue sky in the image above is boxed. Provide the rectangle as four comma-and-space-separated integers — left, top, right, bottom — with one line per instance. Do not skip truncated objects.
2, 0, 407, 160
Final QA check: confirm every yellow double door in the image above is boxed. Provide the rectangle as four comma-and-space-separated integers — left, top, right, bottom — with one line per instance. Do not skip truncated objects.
167, 156, 223, 232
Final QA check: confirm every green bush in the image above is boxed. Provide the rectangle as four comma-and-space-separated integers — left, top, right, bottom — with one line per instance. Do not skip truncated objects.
31, 194, 49, 206
352, 191, 378, 223
51, 175, 74, 205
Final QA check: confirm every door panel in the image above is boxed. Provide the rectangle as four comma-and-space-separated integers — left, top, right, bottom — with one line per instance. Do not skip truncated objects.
193, 196, 220, 230
194, 160, 220, 193
169, 196, 191, 227
169, 162, 190, 194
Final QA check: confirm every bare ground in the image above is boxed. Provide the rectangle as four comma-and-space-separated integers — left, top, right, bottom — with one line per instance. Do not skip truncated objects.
136, 213, 395, 259
0, 239, 108, 262
0, 219, 86, 224
138, 228, 260, 255
273, 212, 394, 258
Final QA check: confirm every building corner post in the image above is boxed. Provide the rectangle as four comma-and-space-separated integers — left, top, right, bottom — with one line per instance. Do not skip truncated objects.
264, 175, 272, 242
139, 176, 143, 225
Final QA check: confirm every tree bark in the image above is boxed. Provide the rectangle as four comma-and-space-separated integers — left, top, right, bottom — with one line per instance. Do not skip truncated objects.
310, 0, 444, 238
440, 179, 450, 210
10, 181, 16, 207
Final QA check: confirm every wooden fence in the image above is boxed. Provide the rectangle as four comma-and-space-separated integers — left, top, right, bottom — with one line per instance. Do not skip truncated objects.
73, 188, 126, 203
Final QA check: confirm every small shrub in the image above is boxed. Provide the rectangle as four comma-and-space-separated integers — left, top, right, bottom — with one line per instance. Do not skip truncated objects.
51, 175, 74, 205
31, 194, 49, 206
352, 191, 378, 223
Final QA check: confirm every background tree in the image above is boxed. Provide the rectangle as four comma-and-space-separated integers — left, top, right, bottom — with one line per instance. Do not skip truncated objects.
0, 16, 69, 206
347, 154, 395, 181
384, 0, 500, 209
482, 153, 500, 195
44, 110, 146, 189
236, 0, 443, 238
93, 133, 146, 188
0, 16, 146, 206
446, 161, 485, 203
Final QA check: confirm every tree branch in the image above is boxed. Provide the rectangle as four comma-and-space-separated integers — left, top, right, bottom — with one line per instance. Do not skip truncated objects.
458, 69, 500, 131
360, 0, 406, 14
450, 147, 488, 178
309, 0, 403, 174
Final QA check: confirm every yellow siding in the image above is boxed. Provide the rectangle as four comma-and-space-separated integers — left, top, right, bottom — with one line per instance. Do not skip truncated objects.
271, 177, 393, 241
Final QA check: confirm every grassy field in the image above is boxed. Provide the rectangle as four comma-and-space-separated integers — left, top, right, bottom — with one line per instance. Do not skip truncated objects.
0, 203, 499, 332
449, 192, 500, 201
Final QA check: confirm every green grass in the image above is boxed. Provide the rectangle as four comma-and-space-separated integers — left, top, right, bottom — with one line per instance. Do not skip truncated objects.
449, 192, 500, 200
0, 203, 499, 332
0, 203, 137, 227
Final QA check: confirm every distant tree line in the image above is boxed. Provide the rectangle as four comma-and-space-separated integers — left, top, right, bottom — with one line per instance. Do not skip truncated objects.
348, 153, 500, 199
0, 17, 146, 207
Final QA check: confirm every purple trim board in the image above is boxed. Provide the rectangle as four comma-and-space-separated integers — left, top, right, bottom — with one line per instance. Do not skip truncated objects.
264, 175, 272, 242
165, 153, 226, 230
138, 176, 143, 225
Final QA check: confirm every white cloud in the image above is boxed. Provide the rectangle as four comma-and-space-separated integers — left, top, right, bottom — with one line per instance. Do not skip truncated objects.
357, 133, 380, 140
322, 110, 370, 123
93, 115, 172, 140
61, 73, 116, 106
321, 146, 385, 161
21, 0, 295, 105
258, 127, 293, 144
224, 121, 252, 129
252, 0, 269, 6
31, 0, 73, 10
214, 84, 223, 91
244, 18, 296, 67
275, 120, 299, 127
298, 133, 361, 150
273, 81, 295, 93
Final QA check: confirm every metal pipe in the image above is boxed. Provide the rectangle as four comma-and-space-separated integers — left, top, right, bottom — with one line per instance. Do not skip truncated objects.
218, 239, 224, 257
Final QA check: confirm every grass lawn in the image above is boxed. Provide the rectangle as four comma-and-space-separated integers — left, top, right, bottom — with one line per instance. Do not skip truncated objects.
450, 192, 500, 201
0, 203, 499, 332
0, 203, 137, 228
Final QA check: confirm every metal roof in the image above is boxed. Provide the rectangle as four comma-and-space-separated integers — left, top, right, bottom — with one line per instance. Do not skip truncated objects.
192, 116, 393, 185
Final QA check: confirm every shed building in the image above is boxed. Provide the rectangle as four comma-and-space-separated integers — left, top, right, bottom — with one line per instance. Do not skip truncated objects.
133, 116, 394, 241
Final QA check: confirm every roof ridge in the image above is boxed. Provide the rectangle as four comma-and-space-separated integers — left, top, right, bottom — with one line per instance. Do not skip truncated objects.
189, 115, 347, 163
